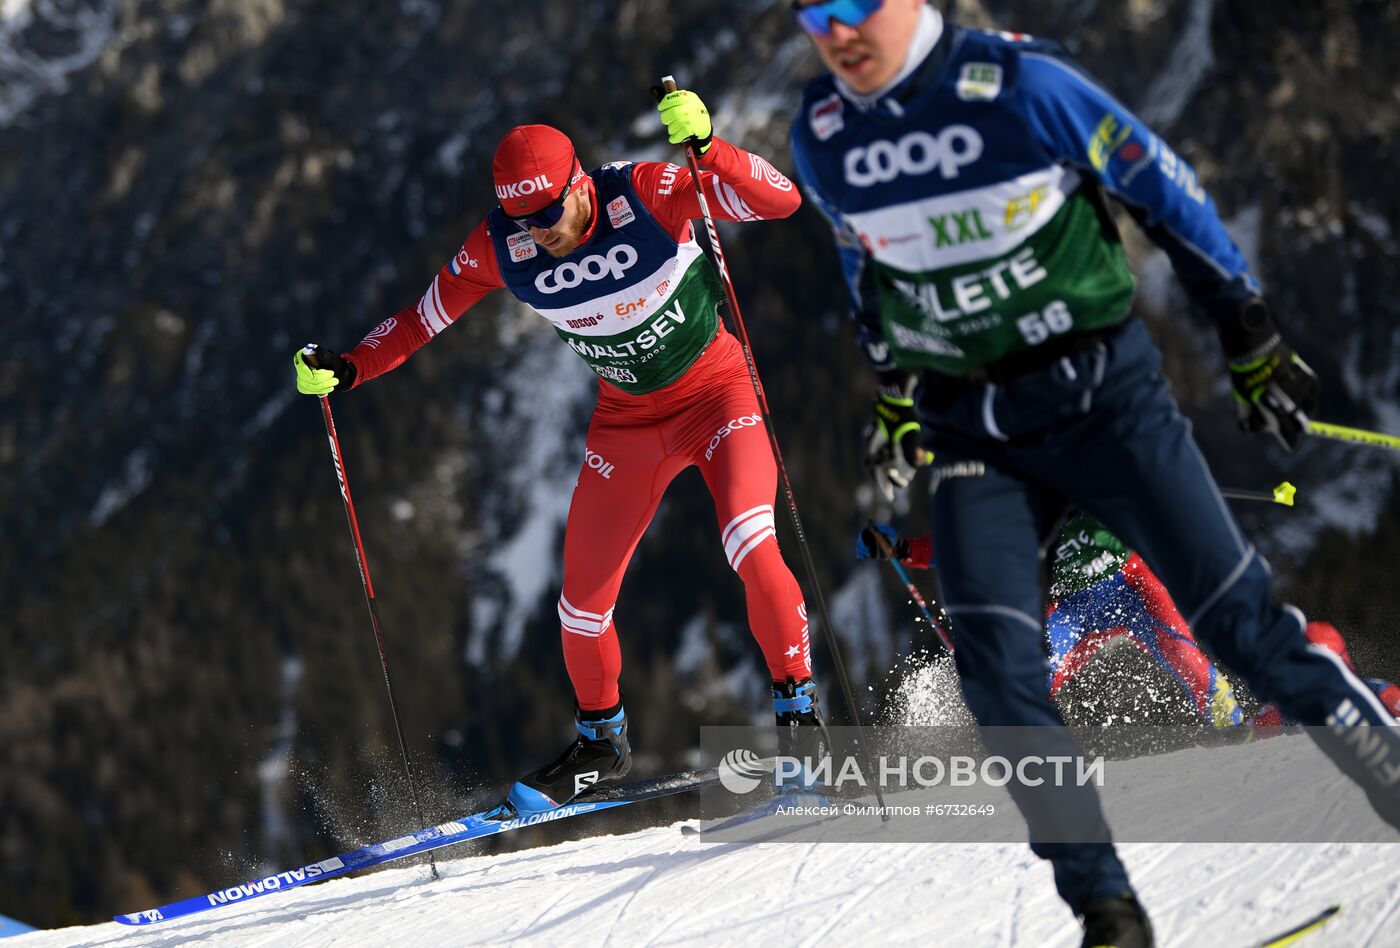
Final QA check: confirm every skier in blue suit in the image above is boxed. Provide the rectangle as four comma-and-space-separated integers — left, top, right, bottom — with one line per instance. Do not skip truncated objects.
787, 2, 1400, 945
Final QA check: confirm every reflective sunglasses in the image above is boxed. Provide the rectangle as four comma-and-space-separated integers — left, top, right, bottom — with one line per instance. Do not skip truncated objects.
506, 159, 580, 231
791, 0, 884, 36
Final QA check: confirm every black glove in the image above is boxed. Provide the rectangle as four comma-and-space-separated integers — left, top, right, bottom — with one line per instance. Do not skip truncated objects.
865, 372, 926, 502
1218, 300, 1318, 452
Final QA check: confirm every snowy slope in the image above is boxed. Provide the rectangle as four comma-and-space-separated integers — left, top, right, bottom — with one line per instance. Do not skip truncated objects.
18, 734, 1400, 947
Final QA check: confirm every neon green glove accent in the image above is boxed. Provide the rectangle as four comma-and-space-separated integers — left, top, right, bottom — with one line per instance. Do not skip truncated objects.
864, 375, 928, 503
657, 89, 713, 154
294, 344, 354, 396
1218, 301, 1318, 452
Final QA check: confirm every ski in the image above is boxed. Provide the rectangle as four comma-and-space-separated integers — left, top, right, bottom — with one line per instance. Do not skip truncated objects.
1256, 904, 1340, 947
683, 795, 794, 836
114, 767, 721, 926
682, 791, 835, 840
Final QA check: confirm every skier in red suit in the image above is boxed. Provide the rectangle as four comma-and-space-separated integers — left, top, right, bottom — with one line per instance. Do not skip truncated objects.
861, 513, 1243, 726
295, 91, 822, 814
862, 520, 1399, 728
1252, 622, 1400, 726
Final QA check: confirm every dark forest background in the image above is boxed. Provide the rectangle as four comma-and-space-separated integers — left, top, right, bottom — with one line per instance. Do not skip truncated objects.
2, 0, 1398, 928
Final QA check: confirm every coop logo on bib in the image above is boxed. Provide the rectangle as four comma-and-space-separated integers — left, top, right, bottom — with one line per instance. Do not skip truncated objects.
535, 245, 639, 294
843, 127, 983, 187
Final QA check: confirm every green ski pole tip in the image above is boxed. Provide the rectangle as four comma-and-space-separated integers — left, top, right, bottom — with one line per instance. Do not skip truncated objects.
1272, 482, 1297, 506
1257, 903, 1339, 947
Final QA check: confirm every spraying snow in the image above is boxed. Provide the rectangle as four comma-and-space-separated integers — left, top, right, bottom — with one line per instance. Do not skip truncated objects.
14, 731, 1400, 946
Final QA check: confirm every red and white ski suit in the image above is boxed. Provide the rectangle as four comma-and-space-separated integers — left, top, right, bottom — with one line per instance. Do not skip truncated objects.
343, 139, 811, 710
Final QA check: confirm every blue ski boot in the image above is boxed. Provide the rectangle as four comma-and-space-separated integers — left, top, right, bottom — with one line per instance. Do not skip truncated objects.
772, 678, 831, 795
504, 703, 631, 816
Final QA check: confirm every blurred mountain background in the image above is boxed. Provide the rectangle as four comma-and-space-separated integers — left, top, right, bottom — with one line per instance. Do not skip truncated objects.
2, 0, 1397, 927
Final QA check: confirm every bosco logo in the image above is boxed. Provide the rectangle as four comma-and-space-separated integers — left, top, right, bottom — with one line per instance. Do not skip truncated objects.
704, 414, 762, 460
535, 245, 639, 295
843, 126, 983, 187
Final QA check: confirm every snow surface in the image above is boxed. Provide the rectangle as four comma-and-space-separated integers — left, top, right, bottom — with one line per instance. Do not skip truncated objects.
19, 733, 1400, 947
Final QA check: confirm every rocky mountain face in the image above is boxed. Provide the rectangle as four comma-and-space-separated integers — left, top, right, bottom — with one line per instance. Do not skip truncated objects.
1, 0, 1396, 926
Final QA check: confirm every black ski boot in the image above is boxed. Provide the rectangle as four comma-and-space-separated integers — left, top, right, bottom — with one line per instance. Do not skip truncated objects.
504, 703, 631, 815
772, 677, 831, 793
1079, 893, 1154, 948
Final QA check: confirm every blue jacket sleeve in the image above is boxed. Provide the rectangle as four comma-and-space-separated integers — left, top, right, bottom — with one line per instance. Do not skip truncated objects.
790, 128, 897, 375
1015, 49, 1260, 320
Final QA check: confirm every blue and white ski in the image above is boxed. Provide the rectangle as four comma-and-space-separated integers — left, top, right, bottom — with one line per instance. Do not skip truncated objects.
115, 768, 720, 926
681, 791, 836, 840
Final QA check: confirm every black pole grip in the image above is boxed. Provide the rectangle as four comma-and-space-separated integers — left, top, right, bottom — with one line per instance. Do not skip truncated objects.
651, 74, 679, 104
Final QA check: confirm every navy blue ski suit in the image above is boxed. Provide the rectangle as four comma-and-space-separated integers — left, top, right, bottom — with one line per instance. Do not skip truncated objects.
792, 13, 1400, 912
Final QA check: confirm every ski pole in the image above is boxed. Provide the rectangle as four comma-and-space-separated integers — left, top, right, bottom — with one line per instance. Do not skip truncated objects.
1219, 482, 1296, 507
656, 76, 886, 811
311, 384, 439, 881
1307, 421, 1400, 452
865, 522, 955, 653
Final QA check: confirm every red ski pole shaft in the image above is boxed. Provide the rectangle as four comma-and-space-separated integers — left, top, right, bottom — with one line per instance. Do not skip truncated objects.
865, 522, 955, 652
316, 394, 439, 881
